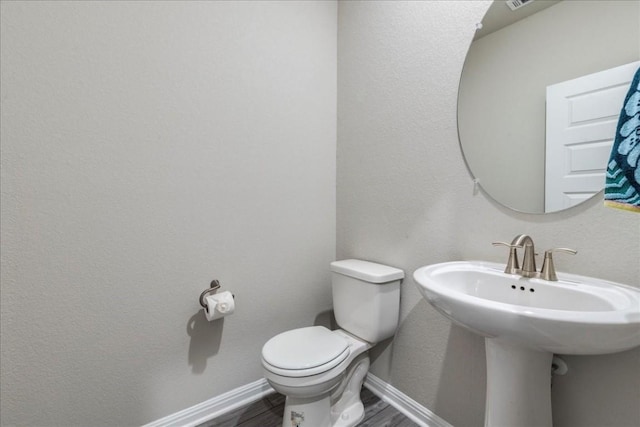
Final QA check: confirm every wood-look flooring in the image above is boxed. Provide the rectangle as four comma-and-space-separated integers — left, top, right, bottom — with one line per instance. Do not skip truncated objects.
199, 387, 419, 427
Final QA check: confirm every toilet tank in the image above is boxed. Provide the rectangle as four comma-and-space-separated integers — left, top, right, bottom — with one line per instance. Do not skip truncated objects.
330, 259, 404, 344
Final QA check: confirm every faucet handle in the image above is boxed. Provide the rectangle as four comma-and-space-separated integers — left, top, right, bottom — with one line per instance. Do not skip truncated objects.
540, 248, 577, 281
492, 241, 521, 274
492, 241, 521, 247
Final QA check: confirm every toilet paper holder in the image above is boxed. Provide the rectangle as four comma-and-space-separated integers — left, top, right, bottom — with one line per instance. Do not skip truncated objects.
199, 279, 222, 309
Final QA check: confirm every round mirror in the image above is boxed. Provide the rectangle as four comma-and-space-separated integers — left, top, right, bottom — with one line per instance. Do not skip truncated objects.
458, 0, 640, 213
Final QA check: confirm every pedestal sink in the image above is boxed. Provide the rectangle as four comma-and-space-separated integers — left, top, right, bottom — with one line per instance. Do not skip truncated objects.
413, 261, 640, 427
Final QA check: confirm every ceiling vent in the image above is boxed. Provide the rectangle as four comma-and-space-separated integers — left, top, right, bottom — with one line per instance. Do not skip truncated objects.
506, 0, 535, 11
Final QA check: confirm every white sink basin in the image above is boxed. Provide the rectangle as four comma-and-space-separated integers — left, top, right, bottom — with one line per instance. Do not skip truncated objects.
413, 260, 640, 427
413, 260, 640, 354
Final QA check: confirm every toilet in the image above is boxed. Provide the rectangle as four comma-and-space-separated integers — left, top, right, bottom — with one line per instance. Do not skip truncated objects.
261, 259, 404, 427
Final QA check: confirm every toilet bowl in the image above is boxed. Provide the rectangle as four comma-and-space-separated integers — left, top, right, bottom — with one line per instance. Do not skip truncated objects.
261, 260, 404, 427
262, 327, 371, 427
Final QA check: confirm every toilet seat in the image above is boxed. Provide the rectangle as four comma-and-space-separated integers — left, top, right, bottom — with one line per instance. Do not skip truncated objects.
262, 326, 351, 377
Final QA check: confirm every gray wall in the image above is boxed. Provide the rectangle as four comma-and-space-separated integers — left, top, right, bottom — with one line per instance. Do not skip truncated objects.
2, 1, 639, 427
459, 0, 640, 213
337, 1, 640, 426
0, 1, 336, 425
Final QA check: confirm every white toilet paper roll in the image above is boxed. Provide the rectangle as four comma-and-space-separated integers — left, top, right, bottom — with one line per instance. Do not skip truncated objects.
204, 291, 235, 321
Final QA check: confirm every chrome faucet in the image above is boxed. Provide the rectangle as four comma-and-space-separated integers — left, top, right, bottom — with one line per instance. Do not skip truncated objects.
493, 235, 577, 281
510, 234, 537, 278
492, 234, 536, 277
492, 234, 537, 277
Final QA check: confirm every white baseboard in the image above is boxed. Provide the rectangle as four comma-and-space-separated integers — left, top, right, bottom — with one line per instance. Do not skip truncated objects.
142, 378, 274, 427
363, 373, 453, 427
143, 374, 451, 427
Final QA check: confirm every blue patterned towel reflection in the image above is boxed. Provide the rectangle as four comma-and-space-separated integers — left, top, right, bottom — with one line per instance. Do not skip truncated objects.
605, 67, 640, 212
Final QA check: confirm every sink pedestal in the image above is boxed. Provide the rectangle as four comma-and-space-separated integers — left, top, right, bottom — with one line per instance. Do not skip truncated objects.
485, 339, 553, 427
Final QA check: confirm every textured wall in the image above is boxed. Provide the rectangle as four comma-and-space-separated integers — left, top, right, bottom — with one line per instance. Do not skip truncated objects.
0, 1, 336, 425
337, 1, 640, 426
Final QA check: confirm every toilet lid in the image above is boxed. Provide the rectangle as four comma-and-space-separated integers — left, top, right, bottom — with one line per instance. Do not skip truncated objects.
262, 326, 350, 373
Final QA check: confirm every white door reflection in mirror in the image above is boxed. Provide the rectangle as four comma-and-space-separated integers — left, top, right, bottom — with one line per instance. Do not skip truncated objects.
545, 61, 640, 212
